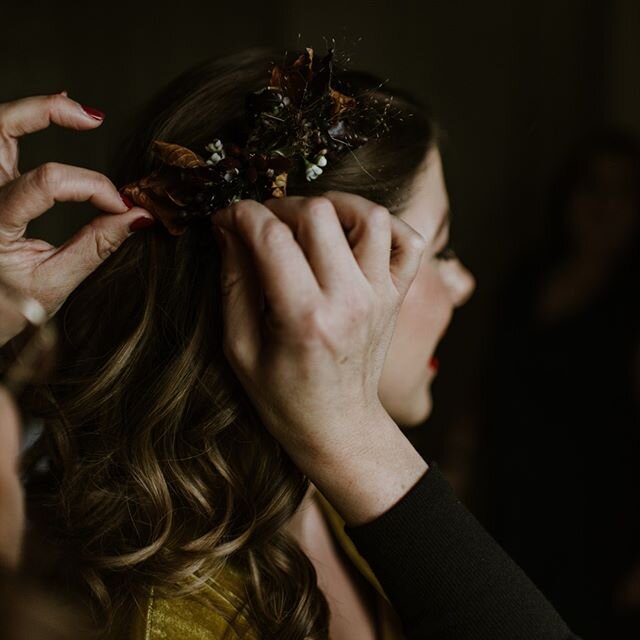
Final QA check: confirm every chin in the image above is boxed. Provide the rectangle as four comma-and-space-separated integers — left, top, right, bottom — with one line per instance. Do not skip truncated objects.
393, 389, 433, 429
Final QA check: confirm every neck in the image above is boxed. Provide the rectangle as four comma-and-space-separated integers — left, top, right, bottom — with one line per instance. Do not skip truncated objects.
284, 482, 318, 544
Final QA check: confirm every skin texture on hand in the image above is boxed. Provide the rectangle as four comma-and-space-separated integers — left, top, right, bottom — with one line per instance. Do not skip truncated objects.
0, 92, 154, 342
212, 192, 427, 479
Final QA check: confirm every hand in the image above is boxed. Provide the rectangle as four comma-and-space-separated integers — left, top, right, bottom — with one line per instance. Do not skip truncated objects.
0, 92, 154, 343
211, 192, 426, 469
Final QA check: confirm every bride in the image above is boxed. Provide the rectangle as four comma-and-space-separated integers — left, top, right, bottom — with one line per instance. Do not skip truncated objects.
24, 47, 474, 639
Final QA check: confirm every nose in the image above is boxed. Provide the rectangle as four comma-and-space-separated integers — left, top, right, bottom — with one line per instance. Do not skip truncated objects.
441, 259, 476, 307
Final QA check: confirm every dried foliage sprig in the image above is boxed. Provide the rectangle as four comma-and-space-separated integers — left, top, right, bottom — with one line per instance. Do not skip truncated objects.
121, 48, 386, 235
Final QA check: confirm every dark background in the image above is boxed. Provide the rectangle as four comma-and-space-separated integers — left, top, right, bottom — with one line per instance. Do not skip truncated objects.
2, 1, 639, 638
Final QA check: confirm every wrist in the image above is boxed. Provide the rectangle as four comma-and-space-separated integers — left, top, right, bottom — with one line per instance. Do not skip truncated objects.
292, 406, 428, 527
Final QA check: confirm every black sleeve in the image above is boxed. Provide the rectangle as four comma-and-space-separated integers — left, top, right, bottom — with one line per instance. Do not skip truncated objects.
343, 463, 581, 640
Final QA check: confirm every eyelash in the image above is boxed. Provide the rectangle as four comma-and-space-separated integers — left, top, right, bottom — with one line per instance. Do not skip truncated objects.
435, 246, 457, 261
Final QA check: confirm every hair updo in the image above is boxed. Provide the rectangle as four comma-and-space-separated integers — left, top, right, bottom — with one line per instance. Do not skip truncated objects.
25, 47, 437, 639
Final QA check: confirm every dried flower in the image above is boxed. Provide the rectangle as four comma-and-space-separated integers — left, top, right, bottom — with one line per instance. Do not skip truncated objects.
120, 47, 386, 235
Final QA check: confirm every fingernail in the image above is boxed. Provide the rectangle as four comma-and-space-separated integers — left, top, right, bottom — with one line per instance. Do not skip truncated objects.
81, 104, 105, 121
120, 193, 134, 209
129, 217, 155, 232
57, 90, 68, 97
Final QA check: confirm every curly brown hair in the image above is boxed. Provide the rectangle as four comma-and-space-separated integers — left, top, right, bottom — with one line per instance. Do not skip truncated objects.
24, 47, 436, 639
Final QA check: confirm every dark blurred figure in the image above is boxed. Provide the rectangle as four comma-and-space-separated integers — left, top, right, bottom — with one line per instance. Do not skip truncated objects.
484, 130, 640, 639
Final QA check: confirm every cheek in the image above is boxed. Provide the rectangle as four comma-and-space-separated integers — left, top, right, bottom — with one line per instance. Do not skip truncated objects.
378, 267, 454, 425
398, 267, 453, 353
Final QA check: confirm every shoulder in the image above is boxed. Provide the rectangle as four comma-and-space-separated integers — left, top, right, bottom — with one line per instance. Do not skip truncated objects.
127, 566, 257, 640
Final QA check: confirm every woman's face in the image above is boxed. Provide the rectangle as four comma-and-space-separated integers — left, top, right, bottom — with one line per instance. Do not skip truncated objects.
378, 147, 475, 427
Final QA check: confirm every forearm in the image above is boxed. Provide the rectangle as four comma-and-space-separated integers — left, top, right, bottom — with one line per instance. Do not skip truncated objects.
344, 463, 579, 639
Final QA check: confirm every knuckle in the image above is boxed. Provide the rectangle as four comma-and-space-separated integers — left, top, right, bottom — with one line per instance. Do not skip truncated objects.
303, 196, 334, 218
40, 94, 67, 130
366, 205, 391, 230
33, 162, 62, 192
260, 218, 292, 246
226, 200, 263, 235
228, 200, 253, 223
90, 169, 110, 186
92, 171, 114, 192
298, 305, 327, 338
91, 222, 120, 261
46, 92, 64, 114
296, 297, 373, 352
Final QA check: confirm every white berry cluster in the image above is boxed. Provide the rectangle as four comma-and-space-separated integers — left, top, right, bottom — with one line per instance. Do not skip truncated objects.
205, 139, 226, 165
273, 95, 291, 115
304, 149, 328, 181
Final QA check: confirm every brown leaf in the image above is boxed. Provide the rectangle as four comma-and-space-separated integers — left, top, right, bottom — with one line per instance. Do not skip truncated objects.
133, 171, 169, 198
270, 65, 284, 89
152, 141, 206, 168
120, 142, 207, 236
329, 88, 357, 118
291, 47, 314, 83
120, 179, 187, 236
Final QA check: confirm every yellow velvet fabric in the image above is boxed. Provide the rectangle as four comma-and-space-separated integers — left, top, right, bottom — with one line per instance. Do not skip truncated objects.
128, 493, 404, 639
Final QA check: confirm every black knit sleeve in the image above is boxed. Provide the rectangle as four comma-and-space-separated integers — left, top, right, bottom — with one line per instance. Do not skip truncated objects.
344, 463, 581, 640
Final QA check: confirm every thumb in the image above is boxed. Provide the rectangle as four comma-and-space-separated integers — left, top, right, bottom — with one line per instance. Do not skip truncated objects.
215, 226, 262, 372
43, 207, 155, 296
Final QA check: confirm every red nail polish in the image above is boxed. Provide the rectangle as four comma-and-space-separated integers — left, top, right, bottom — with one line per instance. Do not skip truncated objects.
129, 217, 155, 232
120, 193, 134, 209
81, 105, 105, 120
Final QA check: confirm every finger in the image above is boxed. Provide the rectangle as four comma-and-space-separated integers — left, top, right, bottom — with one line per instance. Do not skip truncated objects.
262, 196, 364, 291
0, 93, 104, 140
0, 162, 132, 236
388, 215, 427, 298
212, 200, 321, 321
40, 207, 154, 297
215, 227, 262, 370
315, 191, 393, 286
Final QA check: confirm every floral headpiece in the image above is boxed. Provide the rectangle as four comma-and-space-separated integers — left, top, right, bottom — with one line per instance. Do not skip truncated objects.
121, 48, 378, 235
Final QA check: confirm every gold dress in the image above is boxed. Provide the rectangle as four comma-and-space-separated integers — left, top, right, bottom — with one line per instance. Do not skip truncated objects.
129, 492, 405, 639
